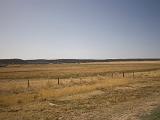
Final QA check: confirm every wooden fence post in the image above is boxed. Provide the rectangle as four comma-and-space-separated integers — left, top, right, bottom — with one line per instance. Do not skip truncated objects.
58, 77, 60, 85
123, 72, 125, 78
28, 80, 30, 88
112, 73, 113, 78
133, 72, 134, 78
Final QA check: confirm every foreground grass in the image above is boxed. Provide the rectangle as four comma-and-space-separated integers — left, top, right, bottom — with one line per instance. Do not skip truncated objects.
0, 77, 160, 120
40, 78, 129, 99
0, 77, 130, 107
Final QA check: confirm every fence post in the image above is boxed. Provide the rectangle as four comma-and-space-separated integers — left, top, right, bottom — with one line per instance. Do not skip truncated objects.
133, 72, 134, 78
58, 77, 60, 85
123, 72, 125, 78
112, 73, 113, 78
28, 80, 30, 88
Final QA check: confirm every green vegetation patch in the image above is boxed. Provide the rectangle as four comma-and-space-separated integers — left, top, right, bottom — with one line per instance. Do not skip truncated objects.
141, 106, 160, 120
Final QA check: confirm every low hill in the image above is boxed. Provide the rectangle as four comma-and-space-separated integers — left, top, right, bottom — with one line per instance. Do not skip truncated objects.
0, 58, 160, 65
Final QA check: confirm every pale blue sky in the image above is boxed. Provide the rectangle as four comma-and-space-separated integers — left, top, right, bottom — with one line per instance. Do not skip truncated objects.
0, 0, 160, 59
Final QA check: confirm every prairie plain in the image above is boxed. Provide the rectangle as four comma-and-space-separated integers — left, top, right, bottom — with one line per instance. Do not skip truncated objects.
0, 61, 160, 120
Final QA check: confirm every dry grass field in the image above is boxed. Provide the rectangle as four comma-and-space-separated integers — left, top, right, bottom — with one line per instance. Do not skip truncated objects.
0, 61, 160, 120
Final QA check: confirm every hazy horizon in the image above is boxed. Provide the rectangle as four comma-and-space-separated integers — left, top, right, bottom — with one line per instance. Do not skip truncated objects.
0, 0, 160, 59
1, 57, 160, 60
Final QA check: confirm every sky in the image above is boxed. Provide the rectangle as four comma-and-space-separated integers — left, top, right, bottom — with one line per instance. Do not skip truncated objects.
0, 0, 160, 59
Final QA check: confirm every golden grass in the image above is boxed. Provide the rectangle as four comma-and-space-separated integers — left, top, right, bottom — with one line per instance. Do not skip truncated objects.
0, 93, 37, 107
0, 62, 160, 107
0, 76, 130, 106
0, 62, 160, 79
40, 78, 129, 99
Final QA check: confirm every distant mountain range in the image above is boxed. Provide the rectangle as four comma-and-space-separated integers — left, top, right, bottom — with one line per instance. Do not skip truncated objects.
0, 58, 160, 65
